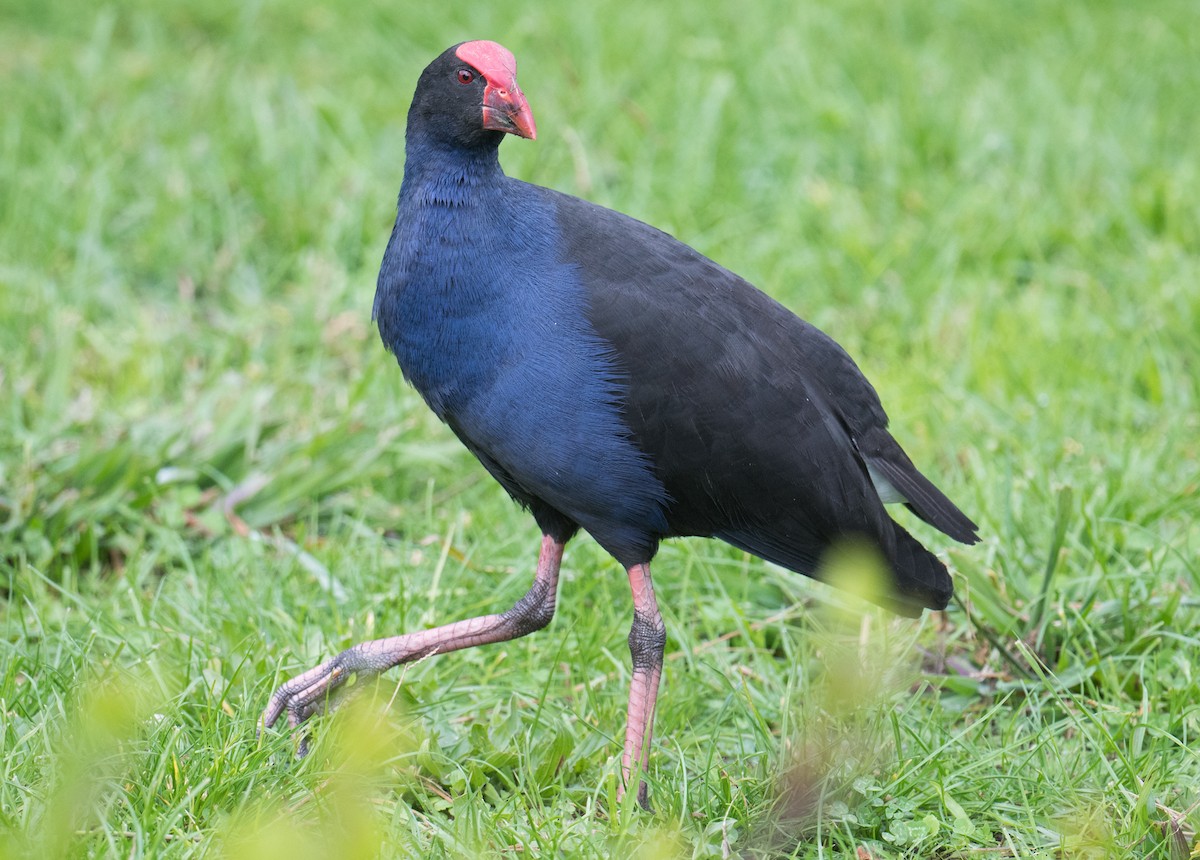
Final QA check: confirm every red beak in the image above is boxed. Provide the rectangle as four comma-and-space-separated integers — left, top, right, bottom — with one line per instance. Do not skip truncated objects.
455, 41, 537, 140
482, 82, 537, 140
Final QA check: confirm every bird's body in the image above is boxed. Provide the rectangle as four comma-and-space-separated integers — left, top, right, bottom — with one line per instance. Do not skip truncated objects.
375, 148, 971, 611
264, 40, 978, 807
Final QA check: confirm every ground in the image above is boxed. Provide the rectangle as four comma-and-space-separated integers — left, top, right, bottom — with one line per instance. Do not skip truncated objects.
1, 0, 1198, 856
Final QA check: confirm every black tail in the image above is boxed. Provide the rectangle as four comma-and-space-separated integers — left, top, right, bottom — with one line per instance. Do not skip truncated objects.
879, 521, 954, 617
864, 452, 980, 545
717, 522, 953, 619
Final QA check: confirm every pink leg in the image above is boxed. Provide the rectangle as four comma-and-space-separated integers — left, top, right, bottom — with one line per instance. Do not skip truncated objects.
619, 563, 665, 809
262, 535, 564, 752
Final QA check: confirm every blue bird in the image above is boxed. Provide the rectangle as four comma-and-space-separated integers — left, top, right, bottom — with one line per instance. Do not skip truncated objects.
263, 40, 979, 808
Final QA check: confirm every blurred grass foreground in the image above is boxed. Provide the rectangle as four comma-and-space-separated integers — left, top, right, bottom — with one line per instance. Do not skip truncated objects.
2, 0, 1199, 857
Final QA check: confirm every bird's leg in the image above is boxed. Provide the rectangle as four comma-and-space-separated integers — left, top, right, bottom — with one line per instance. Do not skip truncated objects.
261, 535, 565, 752
619, 562, 666, 810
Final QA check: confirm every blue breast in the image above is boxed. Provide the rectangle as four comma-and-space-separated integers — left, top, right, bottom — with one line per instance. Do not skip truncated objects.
373, 153, 668, 558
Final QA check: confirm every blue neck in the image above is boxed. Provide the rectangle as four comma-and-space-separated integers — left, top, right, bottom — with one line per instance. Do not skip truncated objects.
399, 131, 505, 206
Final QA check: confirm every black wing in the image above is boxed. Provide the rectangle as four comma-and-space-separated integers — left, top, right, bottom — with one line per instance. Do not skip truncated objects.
543, 188, 975, 611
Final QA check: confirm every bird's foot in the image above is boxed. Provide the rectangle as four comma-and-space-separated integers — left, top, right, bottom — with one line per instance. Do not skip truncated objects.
261, 648, 370, 755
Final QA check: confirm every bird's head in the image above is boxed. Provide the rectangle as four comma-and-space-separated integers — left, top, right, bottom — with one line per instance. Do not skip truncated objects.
408, 40, 536, 150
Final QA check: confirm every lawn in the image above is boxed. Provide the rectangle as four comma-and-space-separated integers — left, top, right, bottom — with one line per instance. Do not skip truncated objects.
2, 0, 1199, 856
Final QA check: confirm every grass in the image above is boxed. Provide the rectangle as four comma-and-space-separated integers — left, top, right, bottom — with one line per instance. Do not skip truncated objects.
2, 0, 1199, 855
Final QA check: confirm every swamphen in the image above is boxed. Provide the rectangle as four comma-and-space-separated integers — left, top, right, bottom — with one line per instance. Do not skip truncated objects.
262, 40, 979, 807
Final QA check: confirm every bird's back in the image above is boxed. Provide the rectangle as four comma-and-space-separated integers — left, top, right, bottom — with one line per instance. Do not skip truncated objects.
537, 186, 971, 611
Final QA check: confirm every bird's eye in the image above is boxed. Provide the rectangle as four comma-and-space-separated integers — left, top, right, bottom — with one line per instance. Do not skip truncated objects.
456, 68, 475, 85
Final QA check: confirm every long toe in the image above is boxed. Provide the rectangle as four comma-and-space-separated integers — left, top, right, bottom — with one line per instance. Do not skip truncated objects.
262, 654, 348, 731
